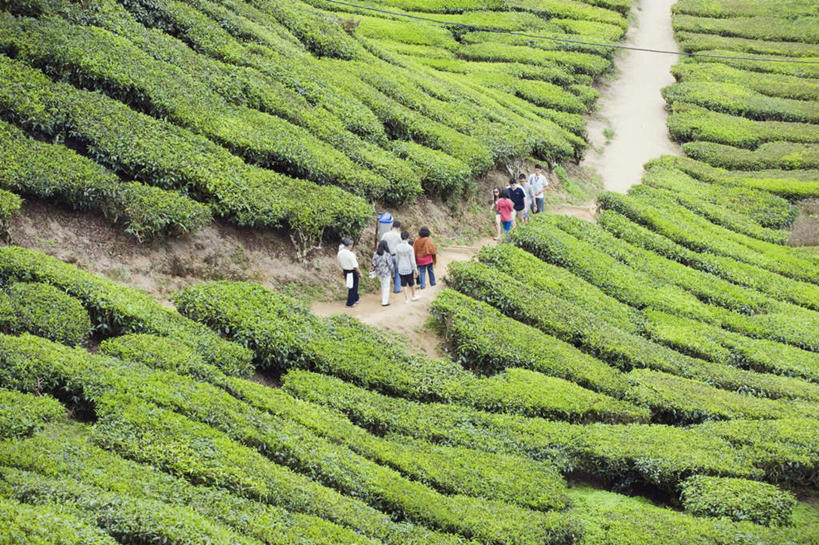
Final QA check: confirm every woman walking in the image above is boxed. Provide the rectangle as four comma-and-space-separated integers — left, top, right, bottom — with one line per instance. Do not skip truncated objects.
371, 239, 394, 307
413, 226, 437, 290
496, 188, 515, 240
491, 186, 503, 240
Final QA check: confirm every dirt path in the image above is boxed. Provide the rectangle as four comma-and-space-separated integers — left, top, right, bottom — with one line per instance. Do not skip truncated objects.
581, 0, 682, 193
311, 238, 494, 357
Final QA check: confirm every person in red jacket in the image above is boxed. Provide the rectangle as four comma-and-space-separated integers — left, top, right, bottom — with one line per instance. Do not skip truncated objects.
413, 226, 437, 290
496, 186, 515, 241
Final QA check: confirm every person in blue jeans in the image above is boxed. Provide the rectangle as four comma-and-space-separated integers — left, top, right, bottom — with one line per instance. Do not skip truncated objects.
380, 220, 403, 294
413, 226, 437, 289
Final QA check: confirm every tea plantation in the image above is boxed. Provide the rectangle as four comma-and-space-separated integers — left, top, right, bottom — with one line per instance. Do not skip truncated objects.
1, 0, 819, 543
0, 0, 628, 250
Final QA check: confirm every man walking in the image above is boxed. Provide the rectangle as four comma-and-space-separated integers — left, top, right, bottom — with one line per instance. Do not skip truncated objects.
507, 177, 527, 227
337, 237, 361, 307
380, 220, 403, 294
528, 164, 548, 214
395, 231, 420, 303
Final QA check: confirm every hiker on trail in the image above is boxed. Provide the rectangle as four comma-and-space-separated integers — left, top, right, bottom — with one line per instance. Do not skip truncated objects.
491, 186, 503, 240
395, 231, 420, 303
380, 220, 403, 294
371, 239, 394, 307
507, 177, 527, 227
528, 164, 548, 214
337, 237, 361, 308
519, 173, 532, 224
414, 226, 437, 290
496, 188, 515, 240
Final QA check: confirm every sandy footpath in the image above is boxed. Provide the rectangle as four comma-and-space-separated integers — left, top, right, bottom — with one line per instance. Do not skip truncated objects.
581, 0, 682, 193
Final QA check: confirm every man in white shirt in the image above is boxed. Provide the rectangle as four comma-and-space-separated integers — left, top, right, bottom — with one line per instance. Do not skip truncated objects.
380, 220, 402, 294
337, 237, 361, 307
528, 164, 548, 214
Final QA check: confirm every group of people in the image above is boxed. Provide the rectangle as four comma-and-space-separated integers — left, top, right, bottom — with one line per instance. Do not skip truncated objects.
337, 221, 438, 308
492, 164, 549, 240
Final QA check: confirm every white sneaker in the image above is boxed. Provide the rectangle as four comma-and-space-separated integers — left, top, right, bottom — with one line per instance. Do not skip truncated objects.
405, 299, 411, 304
411, 295, 420, 301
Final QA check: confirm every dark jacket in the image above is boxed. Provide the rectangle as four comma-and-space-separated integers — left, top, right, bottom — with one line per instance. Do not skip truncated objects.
509, 186, 526, 211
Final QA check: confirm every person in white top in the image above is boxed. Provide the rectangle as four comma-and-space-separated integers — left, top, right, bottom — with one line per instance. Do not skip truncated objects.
380, 220, 403, 294
527, 164, 549, 214
337, 237, 361, 307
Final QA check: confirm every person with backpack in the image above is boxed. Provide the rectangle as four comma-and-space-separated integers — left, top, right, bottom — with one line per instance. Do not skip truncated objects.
395, 231, 420, 303
528, 164, 548, 214
380, 220, 403, 294
413, 226, 437, 290
371, 239, 395, 307
337, 237, 360, 307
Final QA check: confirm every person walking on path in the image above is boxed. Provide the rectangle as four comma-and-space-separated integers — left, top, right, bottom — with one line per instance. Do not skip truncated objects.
414, 226, 438, 290
395, 231, 420, 303
507, 177, 527, 227
528, 164, 548, 214
371, 239, 395, 307
519, 173, 532, 224
496, 188, 515, 241
380, 220, 403, 294
491, 187, 503, 240
337, 237, 361, 307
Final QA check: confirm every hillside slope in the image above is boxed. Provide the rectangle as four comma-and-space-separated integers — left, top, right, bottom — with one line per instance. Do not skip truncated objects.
0, 0, 629, 253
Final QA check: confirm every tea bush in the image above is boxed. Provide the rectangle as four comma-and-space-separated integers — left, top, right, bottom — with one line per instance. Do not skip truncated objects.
680, 475, 796, 527
0, 282, 92, 346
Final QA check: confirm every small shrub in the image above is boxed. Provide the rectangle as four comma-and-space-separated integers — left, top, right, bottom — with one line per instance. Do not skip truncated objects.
680, 475, 796, 527
0, 282, 92, 346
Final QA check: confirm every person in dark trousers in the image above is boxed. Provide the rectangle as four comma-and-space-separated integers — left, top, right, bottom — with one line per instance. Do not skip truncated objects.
413, 226, 437, 289
507, 177, 527, 227
337, 237, 361, 307
380, 220, 403, 294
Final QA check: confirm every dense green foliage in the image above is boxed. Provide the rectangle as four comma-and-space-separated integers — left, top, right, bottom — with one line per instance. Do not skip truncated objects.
0, 0, 631, 245
2, 0, 819, 543
0, 389, 64, 439
0, 282, 91, 346
680, 475, 797, 527
0, 119, 211, 241
174, 281, 647, 423
0, 246, 253, 375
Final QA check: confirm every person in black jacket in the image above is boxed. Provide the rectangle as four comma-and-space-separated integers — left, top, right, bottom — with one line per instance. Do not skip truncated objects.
507, 177, 527, 227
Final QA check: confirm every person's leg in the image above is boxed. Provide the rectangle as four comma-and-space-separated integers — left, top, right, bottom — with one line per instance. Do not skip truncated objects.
418, 264, 427, 289
502, 220, 512, 241
344, 271, 355, 307
495, 214, 502, 239
428, 264, 436, 286
392, 255, 401, 293
401, 275, 410, 302
353, 271, 360, 305
380, 276, 390, 305
536, 197, 544, 214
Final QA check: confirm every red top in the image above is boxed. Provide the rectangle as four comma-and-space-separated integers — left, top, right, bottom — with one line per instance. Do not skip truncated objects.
496, 198, 514, 222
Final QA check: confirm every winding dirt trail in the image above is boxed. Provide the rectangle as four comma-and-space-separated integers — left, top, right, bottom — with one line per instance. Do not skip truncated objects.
311, 238, 495, 357
313, 1, 683, 341
581, 0, 682, 193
